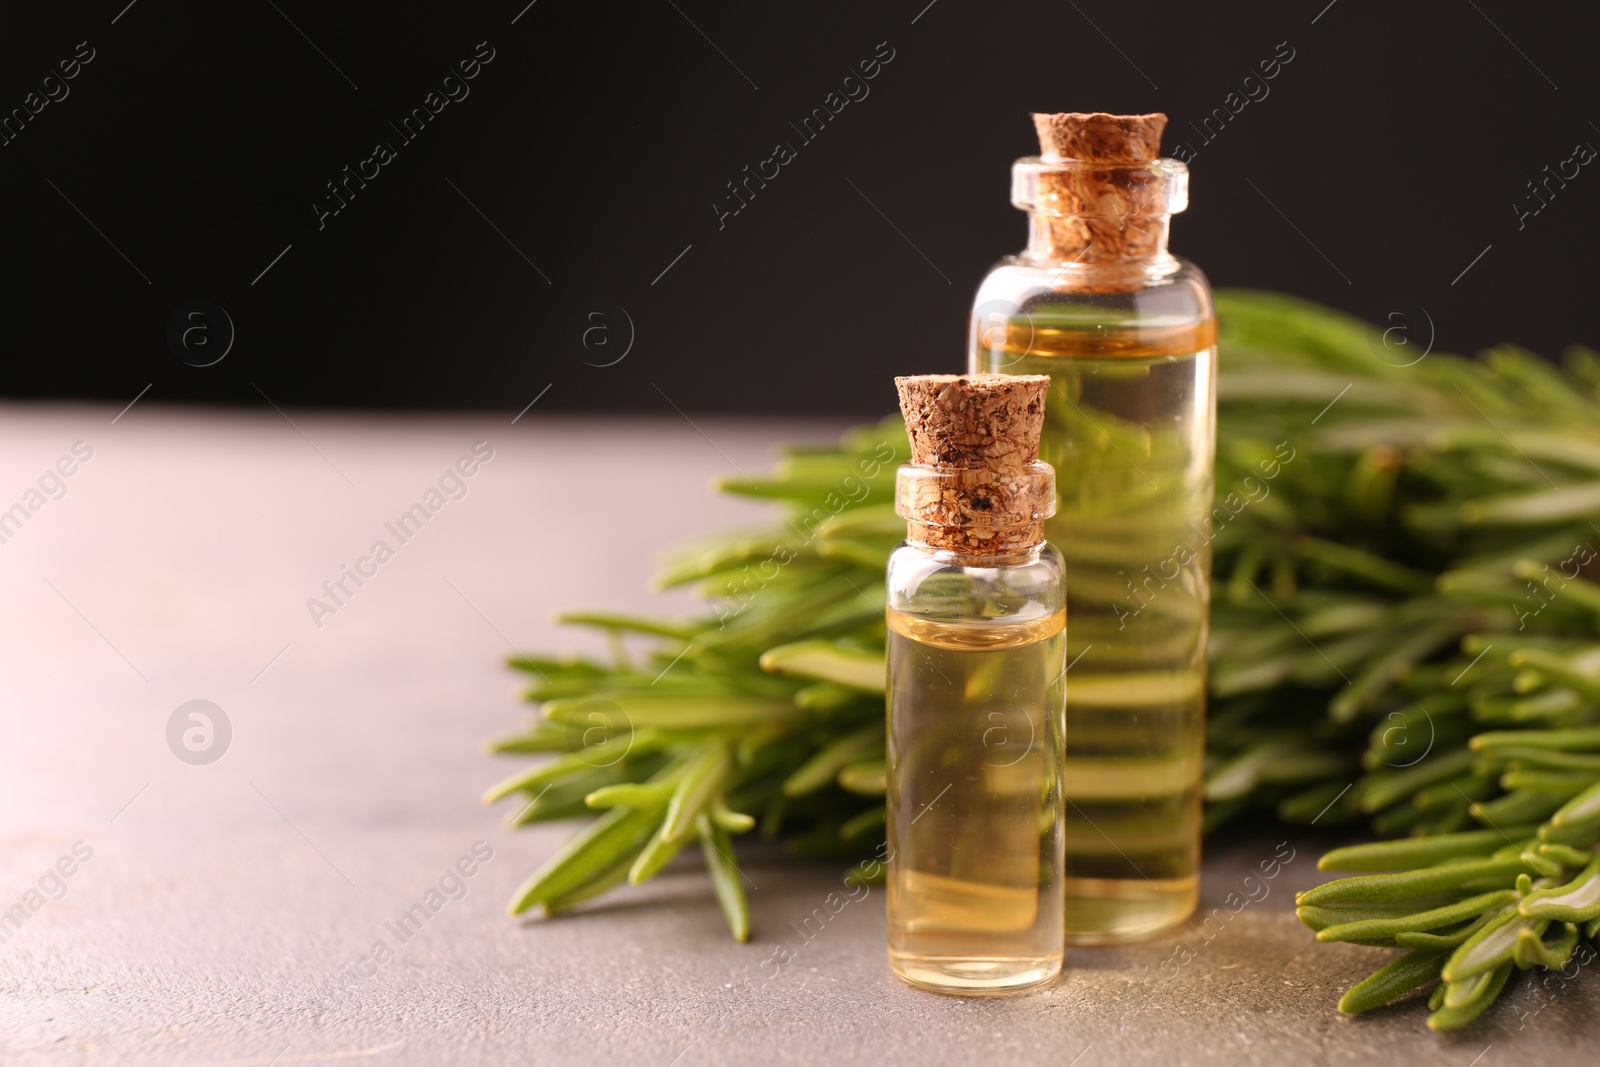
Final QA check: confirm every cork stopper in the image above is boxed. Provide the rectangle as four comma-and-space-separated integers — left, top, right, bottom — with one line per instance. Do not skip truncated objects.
1028, 111, 1171, 271
896, 375, 1048, 470
1032, 112, 1166, 163
894, 375, 1055, 557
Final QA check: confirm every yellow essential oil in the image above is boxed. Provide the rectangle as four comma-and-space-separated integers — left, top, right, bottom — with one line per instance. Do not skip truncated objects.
886, 607, 1066, 992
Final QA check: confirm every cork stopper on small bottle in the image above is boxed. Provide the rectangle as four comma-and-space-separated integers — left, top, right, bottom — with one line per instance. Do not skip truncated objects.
894, 374, 1055, 557
1029, 111, 1170, 267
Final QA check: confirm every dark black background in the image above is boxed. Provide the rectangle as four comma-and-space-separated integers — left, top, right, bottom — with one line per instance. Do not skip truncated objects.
2, 1, 1595, 415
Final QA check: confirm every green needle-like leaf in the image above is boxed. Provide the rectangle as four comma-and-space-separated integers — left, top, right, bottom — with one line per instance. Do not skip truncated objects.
759, 641, 887, 692
1316, 890, 1518, 944
782, 723, 885, 797
1519, 856, 1600, 922
1297, 857, 1535, 907
1318, 829, 1534, 872
1551, 780, 1600, 826
508, 804, 665, 915
697, 812, 750, 942
662, 742, 733, 843
1338, 949, 1446, 1014
1513, 922, 1580, 970
1441, 907, 1550, 983
630, 823, 693, 884
1428, 963, 1514, 1031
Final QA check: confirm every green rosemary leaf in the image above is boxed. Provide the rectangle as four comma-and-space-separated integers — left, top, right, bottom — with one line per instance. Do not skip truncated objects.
1427, 977, 1449, 1013
713, 474, 878, 502
541, 694, 800, 730
1331, 620, 1467, 723
837, 759, 886, 795
1513, 922, 1580, 970
1472, 789, 1569, 826
482, 751, 620, 805
1461, 482, 1600, 526
1393, 912, 1499, 950
759, 641, 886, 692
629, 822, 692, 884
794, 682, 869, 711
1519, 856, 1600, 922
1297, 857, 1535, 907
554, 611, 700, 640
1551, 780, 1600, 826
697, 813, 750, 942
507, 804, 665, 915
839, 805, 886, 840
1351, 749, 1476, 813
1509, 562, 1600, 613
1427, 962, 1514, 1031
1412, 775, 1495, 811
1533, 842, 1596, 868
507, 768, 643, 826
1472, 727, 1600, 753
544, 858, 635, 915
710, 795, 756, 833
782, 723, 886, 797
1499, 768, 1599, 794
1536, 815, 1600, 846
1441, 907, 1550, 983
506, 653, 608, 677
1277, 780, 1362, 824
816, 504, 902, 540
661, 742, 733, 844
1338, 949, 1447, 1014
1295, 537, 1433, 594
485, 722, 571, 754
1315, 890, 1518, 943
1504, 650, 1600, 700
816, 539, 898, 569
1490, 745, 1600, 771
586, 783, 669, 809
505, 792, 595, 827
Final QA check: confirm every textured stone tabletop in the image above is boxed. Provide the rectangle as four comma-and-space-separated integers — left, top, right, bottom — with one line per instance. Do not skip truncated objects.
1, 405, 1596, 1066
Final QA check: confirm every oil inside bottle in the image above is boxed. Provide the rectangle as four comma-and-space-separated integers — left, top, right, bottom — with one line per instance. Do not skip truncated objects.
977, 315, 1213, 943
885, 606, 1065, 992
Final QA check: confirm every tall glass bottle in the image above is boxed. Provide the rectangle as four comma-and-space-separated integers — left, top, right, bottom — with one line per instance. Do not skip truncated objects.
968, 113, 1214, 943
885, 374, 1066, 994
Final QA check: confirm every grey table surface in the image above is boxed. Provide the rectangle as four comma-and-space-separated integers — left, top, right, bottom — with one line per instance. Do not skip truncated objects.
1, 404, 1596, 1067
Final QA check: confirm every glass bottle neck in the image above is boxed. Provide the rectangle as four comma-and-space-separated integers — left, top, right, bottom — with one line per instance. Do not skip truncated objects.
895, 462, 1055, 561
903, 522, 1046, 566
1010, 155, 1188, 278
1023, 210, 1175, 266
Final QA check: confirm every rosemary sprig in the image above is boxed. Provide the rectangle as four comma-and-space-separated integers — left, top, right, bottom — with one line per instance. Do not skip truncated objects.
486, 289, 1600, 1028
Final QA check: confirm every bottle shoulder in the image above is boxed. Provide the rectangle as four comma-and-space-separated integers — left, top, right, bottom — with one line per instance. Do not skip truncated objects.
886, 541, 1064, 619
972, 254, 1214, 325
887, 540, 1062, 572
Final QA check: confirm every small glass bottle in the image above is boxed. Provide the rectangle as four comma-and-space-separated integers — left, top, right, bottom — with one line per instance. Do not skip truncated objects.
968, 113, 1214, 944
885, 373, 1066, 994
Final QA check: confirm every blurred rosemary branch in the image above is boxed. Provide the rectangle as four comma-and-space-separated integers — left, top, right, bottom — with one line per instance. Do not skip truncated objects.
485, 289, 1600, 1030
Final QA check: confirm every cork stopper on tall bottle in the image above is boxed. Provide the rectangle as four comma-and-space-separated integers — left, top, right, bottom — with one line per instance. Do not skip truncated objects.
1033, 112, 1166, 163
1029, 111, 1170, 265
894, 374, 1055, 557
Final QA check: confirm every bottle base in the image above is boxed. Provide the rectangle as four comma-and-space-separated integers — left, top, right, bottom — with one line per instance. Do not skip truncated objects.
1060, 875, 1198, 945
889, 953, 1062, 995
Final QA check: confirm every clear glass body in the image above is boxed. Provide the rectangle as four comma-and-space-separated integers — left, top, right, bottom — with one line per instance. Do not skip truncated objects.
885, 534, 1066, 993
968, 158, 1215, 944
